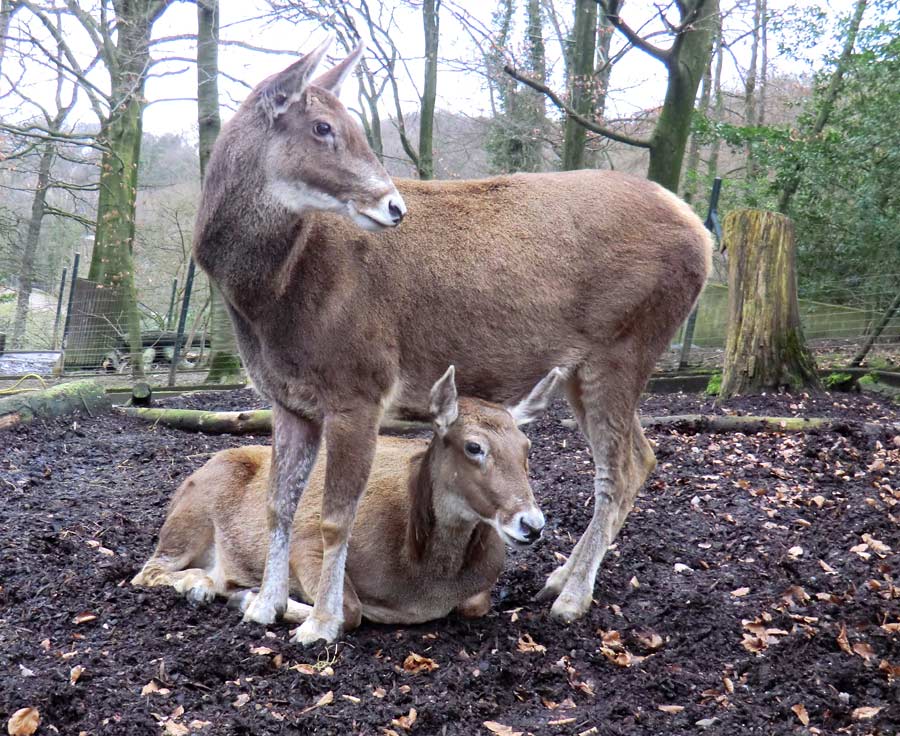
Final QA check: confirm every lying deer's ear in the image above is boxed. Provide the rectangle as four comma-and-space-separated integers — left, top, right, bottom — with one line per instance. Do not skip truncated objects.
430, 365, 459, 437
258, 35, 333, 123
312, 39, 365, 95
508, 367, 564, 426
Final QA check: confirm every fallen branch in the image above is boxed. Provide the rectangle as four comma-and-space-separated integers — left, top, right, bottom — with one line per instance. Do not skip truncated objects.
117, 407, 428, 436
568, 414, 899, 435
0, 379, 111, 430
120, 407, 900, 438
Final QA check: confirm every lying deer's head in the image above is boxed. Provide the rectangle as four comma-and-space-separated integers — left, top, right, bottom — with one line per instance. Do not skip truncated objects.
250, 37, 406, 231
426, 366, 563, 548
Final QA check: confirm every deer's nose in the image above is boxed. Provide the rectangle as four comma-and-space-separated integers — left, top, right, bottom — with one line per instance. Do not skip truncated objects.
516, 509, 545, 544
388, 198, 406, 224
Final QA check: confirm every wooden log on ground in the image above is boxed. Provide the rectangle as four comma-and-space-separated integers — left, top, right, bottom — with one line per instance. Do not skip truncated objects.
720, 209, 821, 398
123, 407, 900, 438
0, 379, 111, 430
562, 414, 900, 435
131, 382, 153, 407
117, 407, 428, 436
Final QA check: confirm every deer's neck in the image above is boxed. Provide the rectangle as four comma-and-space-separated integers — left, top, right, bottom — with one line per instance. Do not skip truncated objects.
405, 450, 489, 578
194, 152, 312, 317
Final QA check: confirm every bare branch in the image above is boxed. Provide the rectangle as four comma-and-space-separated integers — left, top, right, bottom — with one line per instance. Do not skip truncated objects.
596, 0, 671, 64
503, 64, 652, 149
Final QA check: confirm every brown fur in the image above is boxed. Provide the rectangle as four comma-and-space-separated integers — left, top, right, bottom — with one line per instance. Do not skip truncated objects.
191, 46, 713, 638
132, 395, 543, 629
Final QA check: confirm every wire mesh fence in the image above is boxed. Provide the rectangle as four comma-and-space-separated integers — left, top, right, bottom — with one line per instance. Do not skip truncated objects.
1, 262, 898, 389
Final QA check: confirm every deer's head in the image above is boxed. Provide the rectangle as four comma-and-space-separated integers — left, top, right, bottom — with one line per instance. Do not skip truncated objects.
426, 366, 563, 548
249, 37, 406, 231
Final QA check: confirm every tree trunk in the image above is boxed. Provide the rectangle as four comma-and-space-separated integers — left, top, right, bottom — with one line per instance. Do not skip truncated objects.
706, 15, 725, 182
562, 0, 597, 171
776, 0, 867, 214
720, 209, 821, 397
756, 0, 768, 126
744, 0, 761, 183
79, 6, 161, 377
0, 0, 14, 74
681, 40, 713, 203
198, 0, 241, 384
11, 142, 54, 348
417, 0, 440, 179
646, 0, 718, 191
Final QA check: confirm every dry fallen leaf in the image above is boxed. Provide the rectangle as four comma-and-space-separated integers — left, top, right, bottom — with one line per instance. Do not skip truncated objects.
881, 622, 900, 634
548, 717, 576, 726
657, 705, 685, 714
851, 706, 882, 720
483, 722, 523, 736
837, 625, 853, 655
403, 652, 439, 673
791, 703, 810, 726
879, 659, 900, 683
6, 708, 40, 736
731, 587, 750, 598
187, 720, 212, 730
342, 694, 361, 704
852, 641, 876, 661
232, 693, 250, 708
516, 633, 547, 654
635, 630, 664, 651
819, 559, 838, 575
372, 687, 387, 698
69, 664, 85, 685
391, 708, 417, 731
249, 646, 275, 656
164, 722, 190, 736
72, 612, 97, 625
787, 546, 804, 558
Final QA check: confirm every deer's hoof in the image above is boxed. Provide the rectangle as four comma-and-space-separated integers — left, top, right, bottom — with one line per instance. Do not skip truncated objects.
535, 565, 569, 602
292, 616, 341, 646
186, 582, 216, 605
549, 586, 592, 623
242, 594, 279, 625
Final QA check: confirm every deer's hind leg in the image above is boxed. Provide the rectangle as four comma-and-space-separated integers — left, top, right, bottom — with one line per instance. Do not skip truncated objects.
540, 354, 657, 623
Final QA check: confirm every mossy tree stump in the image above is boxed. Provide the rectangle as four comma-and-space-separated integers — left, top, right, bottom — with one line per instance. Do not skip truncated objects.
720, 209, 821, 398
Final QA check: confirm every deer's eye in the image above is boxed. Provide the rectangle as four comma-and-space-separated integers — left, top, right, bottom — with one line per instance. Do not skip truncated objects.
274, 92, 287, 106
464, 441, 483, 458
313, 122, 332, 137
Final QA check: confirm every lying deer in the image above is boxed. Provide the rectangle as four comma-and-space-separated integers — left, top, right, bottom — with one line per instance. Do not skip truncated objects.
132, 367, 557, 628
193, 37, 712, 643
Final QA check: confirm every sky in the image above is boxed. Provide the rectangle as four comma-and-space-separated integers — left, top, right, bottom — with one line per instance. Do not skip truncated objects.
0, 0, 863, 142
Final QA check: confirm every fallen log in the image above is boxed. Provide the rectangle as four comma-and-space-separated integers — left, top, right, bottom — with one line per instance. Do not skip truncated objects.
0, 379, 111, 430
120, 407, 900, 438
117, 407, 428, 436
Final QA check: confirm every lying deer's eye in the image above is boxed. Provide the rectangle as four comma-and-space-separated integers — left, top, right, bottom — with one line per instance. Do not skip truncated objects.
464, 441, 483, 457
313, 122, 332, 137
274, 92, 287, 106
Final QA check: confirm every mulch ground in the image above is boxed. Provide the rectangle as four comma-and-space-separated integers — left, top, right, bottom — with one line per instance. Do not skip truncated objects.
1, 389, 898, 736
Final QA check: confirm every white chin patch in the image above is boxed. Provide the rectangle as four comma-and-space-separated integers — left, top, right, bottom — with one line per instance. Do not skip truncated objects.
348, 205, 392, 231
268, 180, 345, 216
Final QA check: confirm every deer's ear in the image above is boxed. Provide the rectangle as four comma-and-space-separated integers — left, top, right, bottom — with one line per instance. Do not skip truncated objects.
258, 35, 333, 122
508, 367, 564, 426
430, 365, 459, 437
312, 40, 365, 95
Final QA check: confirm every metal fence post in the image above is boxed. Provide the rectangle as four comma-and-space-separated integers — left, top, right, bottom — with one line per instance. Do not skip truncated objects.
58, 254, 80, 375
167, 259, 196, 387
165, 278, 178, 330
678, 177, 723, 371
51, 267, 67, 349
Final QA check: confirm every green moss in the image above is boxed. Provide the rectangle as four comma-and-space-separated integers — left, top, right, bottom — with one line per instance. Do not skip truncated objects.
824, 371, 854, 389
705, 373, 722, 396
858, 373, 878, 386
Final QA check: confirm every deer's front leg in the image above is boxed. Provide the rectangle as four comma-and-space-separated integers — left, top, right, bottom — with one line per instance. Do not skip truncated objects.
243, 404, 322, 625
292, 407, 379, 645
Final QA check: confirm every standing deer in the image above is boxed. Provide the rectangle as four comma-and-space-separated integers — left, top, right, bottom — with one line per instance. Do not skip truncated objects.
132, 367, 557, 627
193, 37, 712, 644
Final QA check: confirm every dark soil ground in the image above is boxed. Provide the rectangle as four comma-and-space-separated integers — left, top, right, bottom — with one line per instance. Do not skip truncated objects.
1, 389, 898, 736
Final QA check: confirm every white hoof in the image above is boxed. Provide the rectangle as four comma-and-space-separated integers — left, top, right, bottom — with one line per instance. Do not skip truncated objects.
535, 565, 569, 602
291, 616, 341, 646
186, 582, 216, 605
549, 589, 592, 623
242, 594, 280, 625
